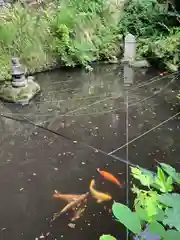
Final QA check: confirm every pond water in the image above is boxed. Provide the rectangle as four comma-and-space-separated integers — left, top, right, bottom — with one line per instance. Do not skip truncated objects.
0, 64, 180, 240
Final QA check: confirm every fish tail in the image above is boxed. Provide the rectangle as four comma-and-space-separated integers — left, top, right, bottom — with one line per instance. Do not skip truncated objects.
90, 179, 95, 189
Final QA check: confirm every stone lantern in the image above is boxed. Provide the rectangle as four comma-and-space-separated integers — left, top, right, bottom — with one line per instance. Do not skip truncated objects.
0, 57, 40, 105
11, 57, 27, 87
124, 33, 136, 62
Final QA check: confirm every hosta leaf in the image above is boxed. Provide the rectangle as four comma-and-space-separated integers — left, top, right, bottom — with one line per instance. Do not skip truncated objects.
163, 230, 180, 240
163, 208, 180, 231
159, 163, 180, 184
99, 235, 117, 240
149, 221, 165, 237
112, 202, 141, 234
158, 193, 180, 207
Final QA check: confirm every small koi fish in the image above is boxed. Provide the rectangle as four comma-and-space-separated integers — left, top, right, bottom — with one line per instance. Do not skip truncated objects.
53, 192, 81, 202
89, 179, 112, 203
97, 169, 121, 186
53, 192, 89, 220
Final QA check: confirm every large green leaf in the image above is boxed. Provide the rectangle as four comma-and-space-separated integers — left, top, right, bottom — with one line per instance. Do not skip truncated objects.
135, 204, 149, 221
112, 202, 141, 234
159, 163, 180, 184
99, 235, 117, 240
153, 209, 165, 222
163, 230, 180, 240
158, 193, 180, 207
148, 221, 165, 237
163, 208, 180, 231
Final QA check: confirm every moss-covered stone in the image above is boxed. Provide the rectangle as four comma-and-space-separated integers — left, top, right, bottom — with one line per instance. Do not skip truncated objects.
129, 59, 150, 68
0, 78, 40, 105
121, 59, 150, 68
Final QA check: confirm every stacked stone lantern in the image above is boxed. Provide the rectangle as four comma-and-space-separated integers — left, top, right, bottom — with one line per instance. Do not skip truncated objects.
0, 57, 40, 105
11, 57, 27, 87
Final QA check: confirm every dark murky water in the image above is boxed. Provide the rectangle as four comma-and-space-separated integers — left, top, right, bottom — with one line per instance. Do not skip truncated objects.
0, 64, 180, 240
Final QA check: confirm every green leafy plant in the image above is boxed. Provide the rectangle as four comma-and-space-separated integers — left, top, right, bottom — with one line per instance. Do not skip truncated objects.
118, 0, 180, 70
100, 163, 180, 240
99, 235, 117, 240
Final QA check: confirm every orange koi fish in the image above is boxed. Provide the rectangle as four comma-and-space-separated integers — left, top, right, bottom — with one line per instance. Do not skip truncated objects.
97, 169, 121, 186
89, 179, 112, 203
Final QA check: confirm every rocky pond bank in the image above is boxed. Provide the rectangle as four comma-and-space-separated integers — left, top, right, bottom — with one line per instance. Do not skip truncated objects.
0, 0, 179, 82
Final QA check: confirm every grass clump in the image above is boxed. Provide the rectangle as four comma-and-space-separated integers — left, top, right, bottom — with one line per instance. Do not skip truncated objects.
0, 0, 123, 81
51, 0, 122, 66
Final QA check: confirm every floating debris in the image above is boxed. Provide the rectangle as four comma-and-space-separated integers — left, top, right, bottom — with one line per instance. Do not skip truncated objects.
68, 223, 76, 229
39, 233, 45, 239
20, 188, 24, 192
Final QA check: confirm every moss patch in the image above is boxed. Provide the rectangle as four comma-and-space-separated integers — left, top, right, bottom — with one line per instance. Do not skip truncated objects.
0, 80, 40, 104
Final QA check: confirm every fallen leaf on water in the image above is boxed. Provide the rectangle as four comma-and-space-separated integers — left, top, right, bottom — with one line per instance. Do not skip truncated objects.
39, 233, 45, 239
68, 223, 76, 228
